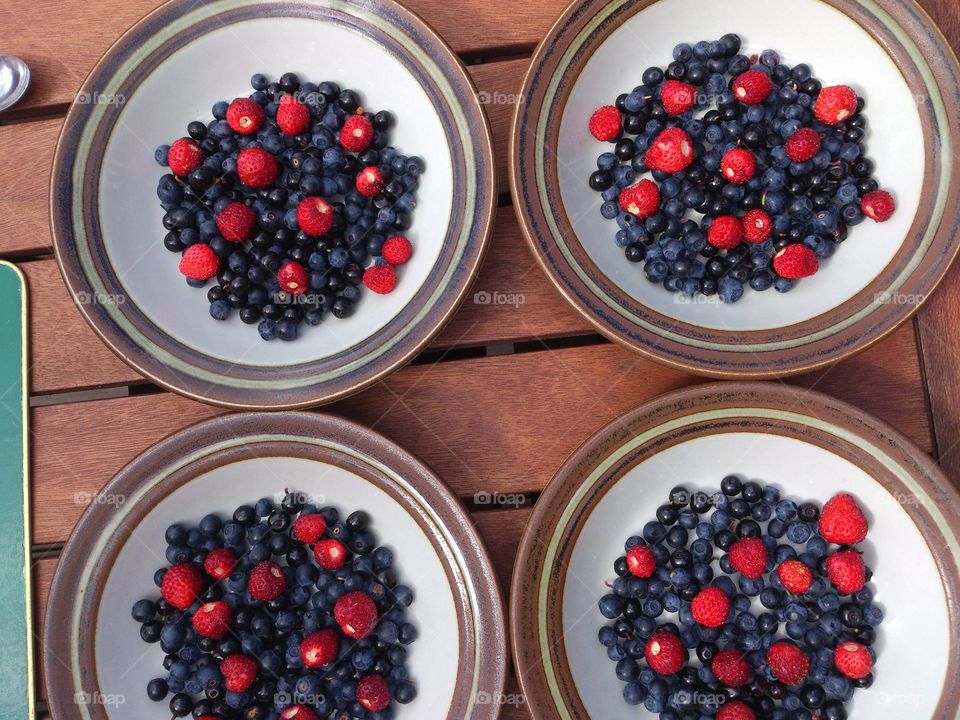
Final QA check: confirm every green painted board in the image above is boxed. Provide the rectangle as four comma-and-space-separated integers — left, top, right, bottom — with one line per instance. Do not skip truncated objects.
0, 262, 32, 718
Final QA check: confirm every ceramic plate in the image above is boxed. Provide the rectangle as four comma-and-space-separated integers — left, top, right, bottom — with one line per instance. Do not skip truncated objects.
44, 412, 507, 720
510, 0, 960, 377
51, 0, 494, 408
511, 382, 960, 719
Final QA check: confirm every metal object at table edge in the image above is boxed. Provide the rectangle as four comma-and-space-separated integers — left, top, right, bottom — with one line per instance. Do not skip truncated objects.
0, 55, 30, 112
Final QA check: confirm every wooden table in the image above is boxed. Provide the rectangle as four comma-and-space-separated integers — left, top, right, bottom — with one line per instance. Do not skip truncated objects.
1, 0, 958, 716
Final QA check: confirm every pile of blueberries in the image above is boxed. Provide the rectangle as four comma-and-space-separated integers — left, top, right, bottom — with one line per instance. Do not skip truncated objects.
598, 478, 881, 720
589, 34, 884, 303
131, 491, 417, 719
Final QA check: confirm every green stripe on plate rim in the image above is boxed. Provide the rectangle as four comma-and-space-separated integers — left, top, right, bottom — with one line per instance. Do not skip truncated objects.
70, 433, 482, 720
534, 0, 950, 353
536, 406, 960, 719
71, 0, 475, 390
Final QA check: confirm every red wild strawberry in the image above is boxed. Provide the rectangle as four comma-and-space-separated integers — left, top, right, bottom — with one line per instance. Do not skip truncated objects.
834, 641, 873, 679
179, 243, 220, 281
773, 244, 818, 279
356, 674, 391, 712
645, 128, 695, 173
363, 264, 397, 295
161, 563, 203, 610
292, 514, 327, 544
707, 216, 744, 250
743, 209, 772, 243
297, 197, 334, 236
237, 147, 278, 188
167, 138, 204, 176
815, 85, 858, 125
276, 95, 311, 135
732, 70, 773, 105
819, 493, 869, 544
382, 235, 412, 265
660, 80, 696, 115
356, 166, 385, 197
277, 261, 308, 295
314, 538, 348, 570
767, 641, 809, 686
588, 105, 622, 141
216, 202, 256, 242
776, 560, 814, 594
826, 549, 866, 595
691, 586, 729, 627
220, 654, 257, 693
226, 98, 265, 135
644, 629, 685, 675
861, 190, 895, 222
204, 548, 237, 580
192, 600, 232, 640
248, 560, 286, 601
721, 148, 755, 184
280, 706, 320, 720
717, 700, 756, 720
626, 544, 656, 578
619, 178, 661, 219
785, 127, 821, 162
335, 591, 379, 639
341, 114, 374, 152
729, 537, 768, 579
300, 628, 340, 668
712, 649, 751, 687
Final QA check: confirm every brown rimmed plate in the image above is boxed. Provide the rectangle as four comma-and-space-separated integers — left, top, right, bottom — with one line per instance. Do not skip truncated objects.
44, 412, 507, 719
510, 0, 960, 377
511, 382, 960, 718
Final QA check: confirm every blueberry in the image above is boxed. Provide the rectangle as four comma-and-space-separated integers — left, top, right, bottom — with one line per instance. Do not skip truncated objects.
132, 599, 157, 622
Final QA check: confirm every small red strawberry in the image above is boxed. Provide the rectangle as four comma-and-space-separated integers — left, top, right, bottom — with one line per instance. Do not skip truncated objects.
815, 85, 859, 125
743, 209, 772, 244
645, 128, 695, 173
717, 700, 756, 720
660, 80, 696, 115
819, 493, 869, 544
216, 202, 256, 242
356, 674, 391, 712
292, 514, 327, 544
300, 628, 340, 668
619, 178, 661, 219
276, 95, 311, 135
335, 591, 378, 639
277, 261, 309, 295
728, 537, 767, 579
626, 544, 656, 578
588, 105, 622, 141
785, 128, 821, 162
237, 147, 279, 188
767, 641, 809, 686
280, 706, 320, 720
220, 654, 257, 693
732, 70, 773, 105
382, 235, 412, 265
226, 98, 265, 135
161, 563, 203, 610
204, 547, 237, 580
773, 244, 818, 279
834, 641, 873, 679
248, 560, 286, 601
341, 114, 374, 152
644, 629, 685, 675
776, 559, 814, 594
861, 190, 895, 222
314, 538, 348, 570
363, 264, 397, 294
179, 244, 221, 281
707, 216, 744, 250
826, 549, 866, 595
192, 600, 232, 640
691, 586, 729, 627
712, 649, 751, 687
356, 166, 385, 197
167, 138, 204, 176
721, 148, 756, 185
297, 197, 334, 236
